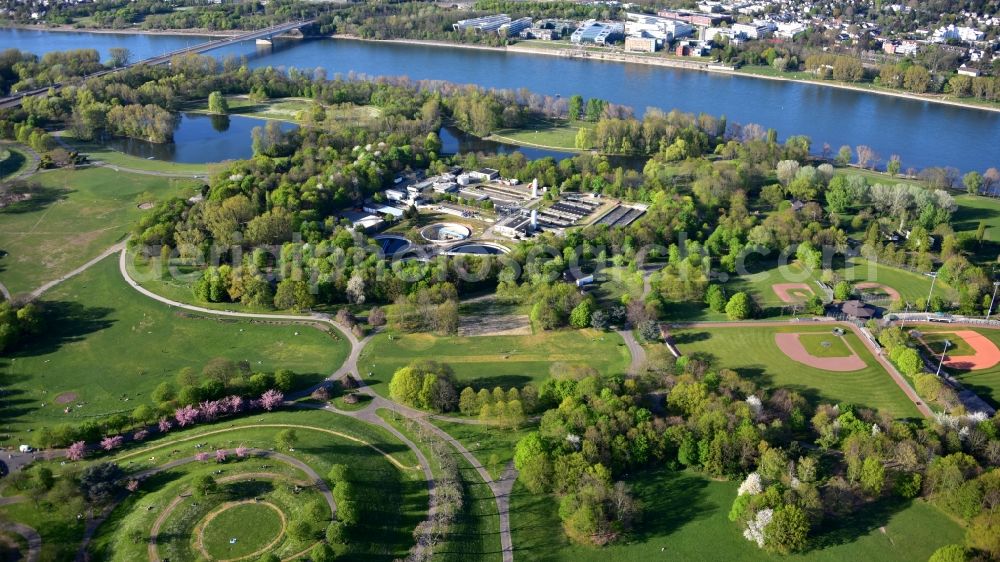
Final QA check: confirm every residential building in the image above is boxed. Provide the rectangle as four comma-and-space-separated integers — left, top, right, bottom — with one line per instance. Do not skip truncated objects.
933, 24, 985, 43
625, 36, 657, 52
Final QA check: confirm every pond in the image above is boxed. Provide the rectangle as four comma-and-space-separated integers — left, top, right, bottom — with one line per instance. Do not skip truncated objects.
102, 113, 298, 163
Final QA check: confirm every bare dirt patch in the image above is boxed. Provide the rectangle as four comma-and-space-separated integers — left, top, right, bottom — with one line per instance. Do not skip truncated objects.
459, 313, 532, 337
855, 282, 901, 301
774, 333, 866, 372
920, 330, 1000, 371
53, 392, 78, 404
772, 283, 815, 303
137, 202, 155, 210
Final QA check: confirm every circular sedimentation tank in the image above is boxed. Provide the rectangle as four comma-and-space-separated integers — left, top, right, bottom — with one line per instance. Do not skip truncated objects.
420, 222, 471, 243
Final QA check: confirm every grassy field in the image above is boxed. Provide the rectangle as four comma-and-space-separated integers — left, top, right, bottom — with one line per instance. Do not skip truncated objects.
798, 333, 853, 357
378, 409, 502, 562
672, 324, 921, 418
930, 328, 1000, 408
87, 409, 425, 561
0, 167, 201, 295
953, 194, 1000, 264
835, 258, 950, 303
2, 255, 348, 439
510, 468, 964, 562
187, 96, 382, 128
916, 331, 977, 356
430, 418, 532, 480
358, 329, 631, 398
489, 117, 588, 152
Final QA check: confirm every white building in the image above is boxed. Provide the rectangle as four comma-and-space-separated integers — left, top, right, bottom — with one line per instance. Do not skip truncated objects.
933, 24, 984, 43
732, 21, 776, 39
625, 13, 694, 41
571, 20, 625, 44
776, 22, 807, 39
499, 17, 532, 37
454, 14, 512, 33
363, 203, 405, 218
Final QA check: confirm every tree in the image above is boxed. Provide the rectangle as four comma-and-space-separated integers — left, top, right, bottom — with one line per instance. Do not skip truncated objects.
275, 429, 298, 451
833, 281, 853, 301
458, 387, 479, 415
964, 171, 983, 195
310, 543, 335, 562
193, 474, 218, 499
836, 145, 852, 166
764, 505, 809, 554
886, 154, 901, 176
725, 292, 752, 320
570, 300, 594, 328
274, 369, 295, 392
568, 94, 584, 120
856, 145, 877, 169
108, 47, 132, 68
287, 520, 316, 541
860, 457, 885, 496
903, 65, 931, 93
929, 545, 968, 562
207, 91, 229, 115
706, 285, 727, 312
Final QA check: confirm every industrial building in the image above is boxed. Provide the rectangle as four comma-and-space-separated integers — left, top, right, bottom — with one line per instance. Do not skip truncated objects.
624, 13, 694, 42
571, 20, 624, 44
453, 14, 512, 33
499, 17, 533, 37
625, 36, 657, 52
494, 211, 537, 238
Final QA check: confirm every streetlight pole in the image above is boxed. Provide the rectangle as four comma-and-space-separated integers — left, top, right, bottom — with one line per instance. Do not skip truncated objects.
924, 272, 938, 312
988, 281, 1000, 320
936, 339, 951, 377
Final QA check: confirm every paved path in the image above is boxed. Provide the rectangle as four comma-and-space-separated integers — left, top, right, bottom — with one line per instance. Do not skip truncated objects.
617, 329, 644, 375
677, 320, 934, 418
0, 141, 41, 183
0, 520, 40, 562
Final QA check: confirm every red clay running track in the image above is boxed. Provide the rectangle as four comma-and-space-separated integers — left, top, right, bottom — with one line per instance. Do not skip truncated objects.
774, 333, 866, 371
674, 321, 934, 418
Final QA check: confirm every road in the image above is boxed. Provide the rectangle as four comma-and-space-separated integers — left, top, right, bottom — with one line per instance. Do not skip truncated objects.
0, 519, 40, 562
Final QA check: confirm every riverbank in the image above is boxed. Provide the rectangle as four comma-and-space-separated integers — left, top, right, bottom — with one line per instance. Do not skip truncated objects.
329, 34, 1000, 115
1, 22, 236, 37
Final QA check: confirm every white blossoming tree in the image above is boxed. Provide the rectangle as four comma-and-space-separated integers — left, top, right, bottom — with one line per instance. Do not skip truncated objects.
738, 472, 763, 496
743, 508, 773, 548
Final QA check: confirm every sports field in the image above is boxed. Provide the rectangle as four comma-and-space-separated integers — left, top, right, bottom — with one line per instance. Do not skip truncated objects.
797, 333, 853, 357
834, 258, 949, 303
672, 324, 921, 418
953, 194, 1000, 264
510, 468, 963, 562
0, 167, 200, 295
359, 329, 631, 398
928, 328, 1000, 408
3, 255, 348, 436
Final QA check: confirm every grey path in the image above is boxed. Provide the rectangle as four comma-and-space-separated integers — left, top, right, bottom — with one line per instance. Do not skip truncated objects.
0, 281, 10, 302
617, 329, 645, 376
0, 520, 41, 562
76, 449, 334, 561
26, 241, 127, 301
0, 141, 41, 183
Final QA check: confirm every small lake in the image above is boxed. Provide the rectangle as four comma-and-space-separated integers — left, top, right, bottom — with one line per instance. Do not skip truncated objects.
103, 113, 298, 163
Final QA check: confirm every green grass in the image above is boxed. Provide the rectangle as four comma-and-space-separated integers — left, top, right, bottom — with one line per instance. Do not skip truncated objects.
82, 408, 426, 561
59, 134, 213, 175
834, 258, 950, 303
2, 255, 349, 438
798, 333, 853, 357
672, 324, 921, 418
0, 146, 28, 180
489, 116, 587, 151
378, 409, 502, 562
917, 331, 976, 356
0, 166, 201, 295
187, 96, 382, 127
358, 329, 631, 398
953, 194, 1000, 264
429, 418, 532, 480
928, 328, 1000, 408
510, 468, 964, 562
592, 266, 643, 306
200, 499, 287, 559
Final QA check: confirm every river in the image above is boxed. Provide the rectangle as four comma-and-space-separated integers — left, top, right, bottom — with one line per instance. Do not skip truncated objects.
3, 27, 998, 172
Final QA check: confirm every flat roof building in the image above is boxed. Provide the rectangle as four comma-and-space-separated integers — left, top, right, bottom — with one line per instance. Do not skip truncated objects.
454, 14, 512, 33
625, 36, 657, 52
571, 20, 625, 44
500, 17, 532, 37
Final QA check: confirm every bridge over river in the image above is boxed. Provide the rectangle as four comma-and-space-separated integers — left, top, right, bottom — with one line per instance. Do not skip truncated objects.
0, 19, 314, 109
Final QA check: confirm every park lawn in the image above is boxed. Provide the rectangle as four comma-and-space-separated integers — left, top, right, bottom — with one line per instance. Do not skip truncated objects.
359, 329, 631, 398
592, 266, 644, 306
834, 257, 951, 304
672, 324, 921, 418
917, 331, 977, 356
379, 409, 502, 562
509, 468, 964, 562
2, 255, 349, 438
933, 328, 1000, 408
797, 333, 853, 358
58, 134, 213, 175
489, 116, 588, 151
187, 96, 382, 127
0, 146, 28, 180
953, 194, 1000, 264
79, 408, 427, 561
200, 502, 286, 559
429, 418, 532, 480
0, 166, 201, 295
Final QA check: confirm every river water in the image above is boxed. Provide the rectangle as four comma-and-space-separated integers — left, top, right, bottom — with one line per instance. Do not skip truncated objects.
3, 28, 998, 172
